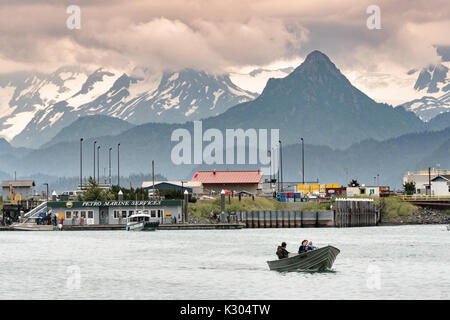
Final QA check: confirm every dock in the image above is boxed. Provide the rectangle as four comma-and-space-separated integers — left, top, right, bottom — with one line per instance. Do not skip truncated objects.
158, 223, 245, 230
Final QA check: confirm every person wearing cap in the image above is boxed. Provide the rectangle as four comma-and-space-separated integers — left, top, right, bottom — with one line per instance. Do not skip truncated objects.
276, 242, 289, 259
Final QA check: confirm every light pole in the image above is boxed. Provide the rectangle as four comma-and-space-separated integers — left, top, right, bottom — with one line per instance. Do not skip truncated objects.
97, 145, 100, 184
117, 143, 120, 187
80, 138, 83, 190
268, 150, 272, 189
93, 141, 97, 182
43, 182, 49, 201
279, 140, 283, 192
109, 147, 112, 187
300, 137, 304, 185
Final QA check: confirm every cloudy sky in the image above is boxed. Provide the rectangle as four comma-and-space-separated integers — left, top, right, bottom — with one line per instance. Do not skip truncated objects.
0, 0, 449, 104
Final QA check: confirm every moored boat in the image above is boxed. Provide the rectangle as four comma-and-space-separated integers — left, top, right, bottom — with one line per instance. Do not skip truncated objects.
12, 223, 55, 231
126, 213, 159, 231
267, 245, 340, 272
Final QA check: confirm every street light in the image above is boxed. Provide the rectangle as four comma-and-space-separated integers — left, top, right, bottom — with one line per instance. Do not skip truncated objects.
97, 145, 101, 183
300, 137, 304, 185
109, 147, 112, 187
80, 138, 83, 190
93, 141, 97, 182
268, 150, 272, 188
117, 143, 120, 187
279, 140, 283, 192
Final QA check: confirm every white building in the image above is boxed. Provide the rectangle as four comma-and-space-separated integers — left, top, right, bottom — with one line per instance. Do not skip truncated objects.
403, 169, 450, 195
430, 175, 450, 196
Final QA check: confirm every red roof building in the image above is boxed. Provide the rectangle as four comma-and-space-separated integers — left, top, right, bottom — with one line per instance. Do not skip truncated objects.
192, 170, 263, 195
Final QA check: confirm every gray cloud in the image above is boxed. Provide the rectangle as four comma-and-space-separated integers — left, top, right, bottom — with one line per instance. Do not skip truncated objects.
0, 0, 448, 75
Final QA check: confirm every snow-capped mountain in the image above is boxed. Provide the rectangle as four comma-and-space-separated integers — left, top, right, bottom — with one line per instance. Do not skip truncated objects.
399, 63, 450, 121
399, 92, 450, 122
229, 67, 294, 93
413, 64, 449, 94
0, 67, 258, 148
0, 67, 89, 142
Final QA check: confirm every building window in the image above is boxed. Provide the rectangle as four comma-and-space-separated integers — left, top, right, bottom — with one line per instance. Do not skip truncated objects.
73, 211, 79, 218
151, 210, 156, 218
88, 211, 94, 219
80, 211, 86, 219
65, 211, 72, 219
113, 210, 120, 219
122, 211, 127, 218
158, 210, 162, 218
128, 210, 134, 217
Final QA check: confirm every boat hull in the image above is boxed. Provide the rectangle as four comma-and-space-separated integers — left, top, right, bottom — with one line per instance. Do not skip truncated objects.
126, 221, 159, 231
12, 224, 55, 231
267, 245, 340, 272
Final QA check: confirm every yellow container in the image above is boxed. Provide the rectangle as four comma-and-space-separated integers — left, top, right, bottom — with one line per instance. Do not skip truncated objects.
310, 184, 319, 190
332, 184, 340, 188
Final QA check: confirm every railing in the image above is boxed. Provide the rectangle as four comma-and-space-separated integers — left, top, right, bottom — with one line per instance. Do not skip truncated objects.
401, 195, 450, 201
22, 201, 47, 223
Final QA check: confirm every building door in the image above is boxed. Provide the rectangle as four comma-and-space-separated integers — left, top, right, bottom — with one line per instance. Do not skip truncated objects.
99, 206, 109, 225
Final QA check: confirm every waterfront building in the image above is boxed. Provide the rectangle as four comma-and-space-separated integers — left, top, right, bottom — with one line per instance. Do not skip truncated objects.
47, 199, 183, 226
1, 180, 35, 201
403, 169, 450, 194
430, 175, 450, 196
191, 170, 264, 195
346, 186, 390, 197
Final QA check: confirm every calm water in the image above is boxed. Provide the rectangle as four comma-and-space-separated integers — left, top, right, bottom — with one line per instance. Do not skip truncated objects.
0, 225, 449, 300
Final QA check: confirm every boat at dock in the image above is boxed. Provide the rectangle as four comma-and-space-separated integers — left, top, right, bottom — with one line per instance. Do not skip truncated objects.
126, 213, 159, 231
11, 223, 55, 231
267, 245, 340, 272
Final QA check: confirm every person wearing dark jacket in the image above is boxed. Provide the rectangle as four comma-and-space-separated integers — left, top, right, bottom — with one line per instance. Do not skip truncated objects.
276, 242, 289, 259
298, 240, 309, 254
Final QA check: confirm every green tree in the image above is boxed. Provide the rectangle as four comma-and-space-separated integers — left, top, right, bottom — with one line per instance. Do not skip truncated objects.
403, 181, 416, 195
110, 185, 149, 201
348, 179, 360, 187
78, 177, 116, 201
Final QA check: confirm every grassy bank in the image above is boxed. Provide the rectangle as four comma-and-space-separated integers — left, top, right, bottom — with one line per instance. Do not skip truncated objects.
189, 197, 287, 219
382, 196, 419, 219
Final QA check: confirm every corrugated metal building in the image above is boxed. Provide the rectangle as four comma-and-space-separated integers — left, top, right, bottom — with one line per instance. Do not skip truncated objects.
192, 170, 263, 195
1, 180, 35, 201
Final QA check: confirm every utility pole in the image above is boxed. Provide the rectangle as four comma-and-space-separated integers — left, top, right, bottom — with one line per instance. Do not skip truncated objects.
428, 167, 431, 195
97, 145, 100, 184
152, 160, 155, 199
268, 150, 272, 189
279, 140, 283, 192
117, 143, 120, 187
300, 137, 305, 185
80, 138, 83, 191
93, 141, 97, 182
109, 147, 112, 187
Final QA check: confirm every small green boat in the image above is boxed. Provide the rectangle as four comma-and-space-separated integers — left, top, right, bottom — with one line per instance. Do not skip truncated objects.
267, 245, 340, 272
126, 213, 159, 231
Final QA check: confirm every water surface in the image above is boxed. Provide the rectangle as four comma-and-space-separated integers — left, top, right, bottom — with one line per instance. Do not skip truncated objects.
0, 225, 448, 299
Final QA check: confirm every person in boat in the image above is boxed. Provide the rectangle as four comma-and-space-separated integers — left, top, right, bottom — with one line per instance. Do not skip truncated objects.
307, 241, 317, 251
276, 242, 289, 259
298, 240, 309, 253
